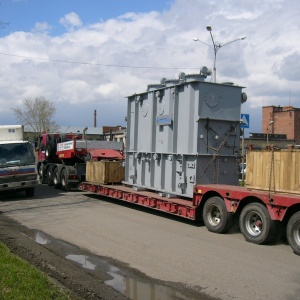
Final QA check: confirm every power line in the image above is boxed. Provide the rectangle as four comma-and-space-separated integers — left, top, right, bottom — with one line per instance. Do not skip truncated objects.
0, 52, 198, 70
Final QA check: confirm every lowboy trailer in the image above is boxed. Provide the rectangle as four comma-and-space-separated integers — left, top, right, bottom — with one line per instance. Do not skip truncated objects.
79, 69, 300, 255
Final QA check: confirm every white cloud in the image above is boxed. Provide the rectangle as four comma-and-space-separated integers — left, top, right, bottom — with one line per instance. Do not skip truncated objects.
34, 22, 52, 32
1, 0, 300, 134
60, 12, 83, 29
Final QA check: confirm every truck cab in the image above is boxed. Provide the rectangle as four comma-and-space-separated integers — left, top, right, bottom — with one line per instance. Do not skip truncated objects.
0, 125, 38, 197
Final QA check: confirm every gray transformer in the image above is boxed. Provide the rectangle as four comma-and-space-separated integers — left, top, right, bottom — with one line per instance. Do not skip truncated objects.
124, 73, 246, 198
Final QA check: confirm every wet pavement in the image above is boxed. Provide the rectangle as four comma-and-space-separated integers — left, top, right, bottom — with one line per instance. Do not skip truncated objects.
28, 229, 203, 300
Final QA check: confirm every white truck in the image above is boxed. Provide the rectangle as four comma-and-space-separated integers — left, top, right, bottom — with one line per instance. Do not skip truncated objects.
0, 125, 38, 197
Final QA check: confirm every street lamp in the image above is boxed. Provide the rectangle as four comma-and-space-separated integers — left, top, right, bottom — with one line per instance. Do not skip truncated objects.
266, 120, 274, 146
193, 25, 246, 83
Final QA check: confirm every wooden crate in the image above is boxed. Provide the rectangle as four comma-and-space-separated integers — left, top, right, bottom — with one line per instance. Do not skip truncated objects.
86, 161, 124, 184
246, 150, 300, 194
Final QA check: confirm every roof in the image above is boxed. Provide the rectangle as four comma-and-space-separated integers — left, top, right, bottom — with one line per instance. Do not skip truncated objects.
23, 126, 103, 135
58, 126, 103, 135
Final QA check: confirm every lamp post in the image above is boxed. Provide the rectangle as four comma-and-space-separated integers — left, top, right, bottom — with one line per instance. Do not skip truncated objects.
193, 25, 246, 83
266, 120, 274, 146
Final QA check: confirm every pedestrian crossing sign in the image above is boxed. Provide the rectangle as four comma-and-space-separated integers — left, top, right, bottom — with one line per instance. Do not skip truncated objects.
240, 114, 250, 128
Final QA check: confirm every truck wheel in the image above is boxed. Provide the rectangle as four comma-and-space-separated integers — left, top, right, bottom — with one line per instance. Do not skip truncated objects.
38, 164, 46, 184
45, 141, 56, 161
47, 167, 54, 186
53, 168, 61, 189
61, 169, 69, 191
25, 187, 35, 197
286, 211, 300, 256
239, 203, 278, 244
203, 196, 233, 233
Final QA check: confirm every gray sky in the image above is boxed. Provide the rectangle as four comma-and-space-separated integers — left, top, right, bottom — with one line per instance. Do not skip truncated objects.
0, 0, 299, 136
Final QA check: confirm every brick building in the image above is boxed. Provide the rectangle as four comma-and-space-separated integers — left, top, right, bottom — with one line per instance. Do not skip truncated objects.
262, 106, 300, 141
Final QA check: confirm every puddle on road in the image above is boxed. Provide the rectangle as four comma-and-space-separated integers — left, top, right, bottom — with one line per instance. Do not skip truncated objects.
29, 230, 201, 300
104, 265, 195, 300
66, 254, 96, 270
35, 231, 50, 245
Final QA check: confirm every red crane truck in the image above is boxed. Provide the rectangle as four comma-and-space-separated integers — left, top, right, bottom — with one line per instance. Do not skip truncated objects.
78, 71, 300, 256
37, 129, 123, 191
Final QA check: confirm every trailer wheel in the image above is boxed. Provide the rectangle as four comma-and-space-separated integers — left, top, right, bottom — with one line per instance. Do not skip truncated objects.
53, 168, 61, 189
239, 203, 278, 244
287, 211, 300, 256
61, 169, 69, 191
47, 166, 54, 186
203, 196, 233, 233
25, 187, 35, 197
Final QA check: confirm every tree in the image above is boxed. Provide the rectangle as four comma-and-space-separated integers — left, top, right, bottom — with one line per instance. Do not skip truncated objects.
12, 97, 59, 133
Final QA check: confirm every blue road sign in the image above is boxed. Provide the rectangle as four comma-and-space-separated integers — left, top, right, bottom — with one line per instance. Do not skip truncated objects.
240, 114, 250, 128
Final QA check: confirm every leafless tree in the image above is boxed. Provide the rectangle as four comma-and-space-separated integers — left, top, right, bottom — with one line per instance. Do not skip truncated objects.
12, 97, 59, 134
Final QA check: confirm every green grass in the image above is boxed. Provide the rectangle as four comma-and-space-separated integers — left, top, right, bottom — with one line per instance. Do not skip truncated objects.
0, 242, 72, 300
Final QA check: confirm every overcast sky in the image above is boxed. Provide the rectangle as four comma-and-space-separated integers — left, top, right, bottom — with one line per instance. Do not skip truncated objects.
0, 0, 299, 135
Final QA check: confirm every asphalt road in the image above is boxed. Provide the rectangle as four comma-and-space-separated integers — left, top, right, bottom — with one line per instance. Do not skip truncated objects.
1, 185, 300, 300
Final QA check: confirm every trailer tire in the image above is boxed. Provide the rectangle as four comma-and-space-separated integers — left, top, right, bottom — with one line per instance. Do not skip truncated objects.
47, 166, 54, 186
61, 168, 69, 191
203, 196, 233, 233
53, 168, 61, 189
286, 211, 300, 256
25, 187, 35, 197
239, 203, 278, 244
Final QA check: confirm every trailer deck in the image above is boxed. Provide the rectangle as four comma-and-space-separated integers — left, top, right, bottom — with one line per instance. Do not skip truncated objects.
79, 182, 197, 220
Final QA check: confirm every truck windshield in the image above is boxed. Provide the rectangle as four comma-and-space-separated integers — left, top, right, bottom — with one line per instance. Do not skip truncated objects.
0, 142, 35, 166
